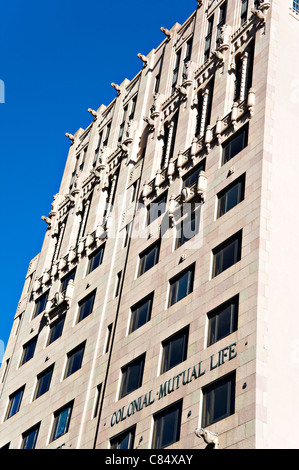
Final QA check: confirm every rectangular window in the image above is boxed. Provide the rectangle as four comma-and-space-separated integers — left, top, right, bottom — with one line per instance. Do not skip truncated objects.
123, 223, 131, 249
119, 354, 145, 399
147, 192, 167, 225
105, 324, 113, 354
47, 315, 65, 345
217, 1, 227, 39
138, 240, 160, 277
183, 160, 206, 189
175, 210, 199, 249
33, 291, 49, 319
172, 50, 181, 94
6, 386, 25, 420
222, 124, 248, 165
240, 0, 249, 24
217, 174, 245, 218
65, 343, 85, 379
110, 426, 136, 449
169, 265, 194, 307
77, 291, 96, 323
34, 365, 54, 400
103, 122, 111, 147
87, 245, 105, 274
161, 327, 189, 374
204, 16, 214, 61
212, 231, 242, 278
202, 372, 236, 427
129, 293, 153, 333
207, 296, 239, 346
21, 423, 40, 449
60, 268, 76, 293
154, 74, 160, 94
20, 336, 38, 366
293, 0, 299, 13
129, 96, 137, 121
50, 401, 73, 442
152, 401, 182, 449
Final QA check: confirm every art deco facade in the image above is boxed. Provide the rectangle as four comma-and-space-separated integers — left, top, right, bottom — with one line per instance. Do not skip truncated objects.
1, 0, 299, 450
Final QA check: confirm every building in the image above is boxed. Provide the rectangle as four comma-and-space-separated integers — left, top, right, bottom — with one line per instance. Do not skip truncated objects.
0, 0, 299, 450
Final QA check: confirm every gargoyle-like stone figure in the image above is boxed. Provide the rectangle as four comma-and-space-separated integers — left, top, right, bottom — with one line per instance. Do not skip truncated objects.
117, 142, 129, 156
65, 132, 74, 142
251, 7, 267, 23
176, 85, 188, 99
88, 108, 97, 119
41, 215, 52, 229
111, 83, 121, 95
195, 428, 219, 449
143, 116, 155, 130
211, 49, 225, 65
160, 26, 171, 38
65, 193, 76, 205
124, 119, 137, 143
137, 53, 148, 67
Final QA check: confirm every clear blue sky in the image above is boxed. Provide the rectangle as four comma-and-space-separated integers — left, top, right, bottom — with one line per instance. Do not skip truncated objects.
0, 0, 196, 360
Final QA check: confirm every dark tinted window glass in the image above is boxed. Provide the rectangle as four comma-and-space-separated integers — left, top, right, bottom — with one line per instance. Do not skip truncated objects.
65, 343, 85, 378
60, 269, 76, 293
147, 193, 167, 225
48, 315, 65, 345
22, 423, 40, 449
217, 175, 245, 218
138, 242, 160, 276
162, 327, 189, 373
78, 292, 96, 323
208, 296, 239, 346
51, 402, 73, 442
212, 231, 242, 277
130, 294, 153, 333
120, 355, 145, 399
153, 401, 182, 449
202, 373, 235, 427
34, 366, 54, 399
20, 337, 37, 366
87, 245, 105, 274
110, 426, 136, 450
6, 387, 25, 419
222, 125, 248, 164
169, 266, 194, 307
183, 161, 206, 188
33, 292, 49, 318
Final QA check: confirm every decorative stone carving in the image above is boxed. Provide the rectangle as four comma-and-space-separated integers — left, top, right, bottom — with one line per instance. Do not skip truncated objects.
41, 216, 52, 229
150, 93, 165, 119
175, 85, 188, 100
216, 24, 231, 51
88, 108, 97, 119
143, 116, 155, 131
137, 53, 148, 67
65, 133, 74, 143
123, 119, 137, 145
195, 428, 219, 449
160, 27, 171, 39
248, 88, 256, 117
182, 61, 197, 86
111, 83, 121, 95
211, 49, 225, 65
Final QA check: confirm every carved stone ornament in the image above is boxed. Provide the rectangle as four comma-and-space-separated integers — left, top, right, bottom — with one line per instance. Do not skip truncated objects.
195, 428, 219, 449
216, 24, 231, 51
182, 61, 197, 86
137, 53, 148, 67
150, 93, 165, 118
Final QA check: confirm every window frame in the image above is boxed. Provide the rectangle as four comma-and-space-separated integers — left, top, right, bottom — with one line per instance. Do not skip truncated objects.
152, 400, 182, 449
222, 124, 249, 165
129, 293, 153, 334
77, 290, 96, 323
87, 244, 105, 274
161, 326, 189, 374
20, 336, 38, 366
34, 365, 54, 400
146, 191, 168, 226
21, 422, 40, 449
119, 354, 146, 399
110, 425, 136, 450
202, 372, 236, 427
138, 240, 160, 277
207, 296, 239, 346
50, 401, 74, 442
168, 264, 195, 307
6, 386, 25, 420
60, 269, 76, 293
47, 314, 66, 346
217, 174, 246, 218
212, 231, 242, 278
64, 342, 86, 379
32, 291, 49, 319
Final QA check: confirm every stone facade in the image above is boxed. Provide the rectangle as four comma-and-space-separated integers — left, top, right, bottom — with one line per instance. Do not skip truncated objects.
0, 0, 298, 450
